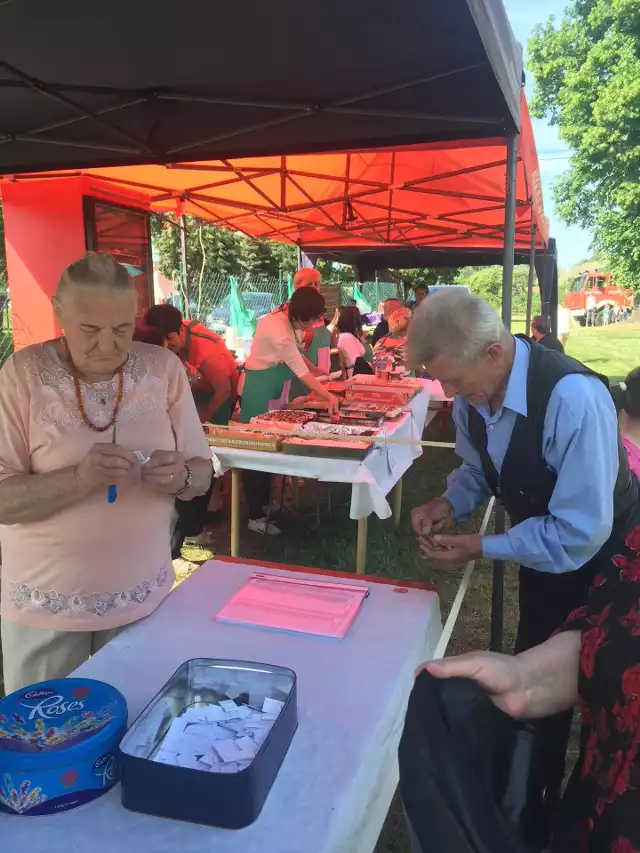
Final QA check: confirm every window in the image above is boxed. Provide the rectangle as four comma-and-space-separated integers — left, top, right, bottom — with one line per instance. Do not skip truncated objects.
83, 198, 153, 317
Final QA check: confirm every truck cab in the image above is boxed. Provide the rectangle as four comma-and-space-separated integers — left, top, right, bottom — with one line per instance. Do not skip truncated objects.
565, 270, 633, 325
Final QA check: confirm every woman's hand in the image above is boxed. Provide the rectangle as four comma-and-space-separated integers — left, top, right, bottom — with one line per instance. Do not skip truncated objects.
419, 652, 528, 718
141, 450, 188, 494
76, 443, 139, 492
324, 392, 340, 416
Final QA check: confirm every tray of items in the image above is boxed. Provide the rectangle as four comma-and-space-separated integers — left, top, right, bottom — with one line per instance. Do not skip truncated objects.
205, 425, 283, 453
339, 401, 404, 420
251, 410, 317, 431
282, 434, 374, 460
119, 658, 297, 829
315, 411, 384, 428
301, 422, 379, 438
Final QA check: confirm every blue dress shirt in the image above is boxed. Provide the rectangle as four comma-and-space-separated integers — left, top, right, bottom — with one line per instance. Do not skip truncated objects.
443, 337, 620, 574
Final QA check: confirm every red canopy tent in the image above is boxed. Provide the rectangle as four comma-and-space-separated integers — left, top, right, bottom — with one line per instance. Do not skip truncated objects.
5, 95, 546, 260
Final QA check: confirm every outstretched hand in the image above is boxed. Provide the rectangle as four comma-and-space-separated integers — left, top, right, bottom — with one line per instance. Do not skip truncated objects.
418, 652, 527, 718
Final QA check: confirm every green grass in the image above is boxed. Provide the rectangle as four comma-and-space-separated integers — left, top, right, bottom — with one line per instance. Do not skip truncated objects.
174, 322, 640, 853
564, 322, 640, 383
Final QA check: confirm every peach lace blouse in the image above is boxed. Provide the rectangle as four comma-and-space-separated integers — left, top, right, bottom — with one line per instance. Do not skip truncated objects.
0, 341, 210, 631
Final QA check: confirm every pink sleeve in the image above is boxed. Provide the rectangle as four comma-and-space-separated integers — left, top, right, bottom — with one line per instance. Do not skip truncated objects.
623, 436, 640, 478
165, 353, 211, 460
0, 355, 31, 479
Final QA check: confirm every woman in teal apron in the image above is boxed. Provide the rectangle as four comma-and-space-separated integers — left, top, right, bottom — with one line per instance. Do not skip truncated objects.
240, 287, 338, 535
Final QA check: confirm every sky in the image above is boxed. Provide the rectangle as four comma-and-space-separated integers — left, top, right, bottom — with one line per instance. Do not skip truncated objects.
503, 0, 593, 270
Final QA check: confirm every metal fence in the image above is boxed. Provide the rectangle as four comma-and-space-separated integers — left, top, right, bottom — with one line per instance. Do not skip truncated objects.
182, 273, 400, 325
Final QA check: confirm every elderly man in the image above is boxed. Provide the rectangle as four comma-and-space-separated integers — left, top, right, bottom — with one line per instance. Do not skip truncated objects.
408, 289, 638, 827
530, 314, 564, 353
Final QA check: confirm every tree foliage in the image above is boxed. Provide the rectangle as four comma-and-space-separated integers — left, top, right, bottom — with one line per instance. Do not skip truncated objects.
458, 266, 541, 314
528, 0, 640, 290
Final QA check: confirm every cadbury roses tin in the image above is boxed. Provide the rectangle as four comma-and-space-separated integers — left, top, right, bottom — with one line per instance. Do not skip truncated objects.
0, 678, 127, 815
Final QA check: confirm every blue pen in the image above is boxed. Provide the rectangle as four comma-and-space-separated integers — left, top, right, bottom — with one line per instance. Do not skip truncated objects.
107, 425, 118, 504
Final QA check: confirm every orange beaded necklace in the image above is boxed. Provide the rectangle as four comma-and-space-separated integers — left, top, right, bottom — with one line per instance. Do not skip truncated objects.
64, 340, 126, 433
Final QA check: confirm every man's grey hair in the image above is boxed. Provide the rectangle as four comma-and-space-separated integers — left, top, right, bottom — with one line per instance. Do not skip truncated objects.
408, 289, 507, 366
56, 252, 133, 301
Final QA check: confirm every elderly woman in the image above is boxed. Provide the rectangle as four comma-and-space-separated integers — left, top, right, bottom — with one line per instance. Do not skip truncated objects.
0, 253, 212, 694
372, 305, 412, 376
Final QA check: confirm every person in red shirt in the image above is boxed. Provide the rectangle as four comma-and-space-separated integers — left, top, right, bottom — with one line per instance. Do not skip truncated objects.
144, 304, 239, 425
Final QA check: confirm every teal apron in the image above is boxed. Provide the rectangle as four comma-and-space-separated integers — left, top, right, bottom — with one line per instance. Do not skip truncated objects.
289, 325, 331, 400
240, 362, 295, 423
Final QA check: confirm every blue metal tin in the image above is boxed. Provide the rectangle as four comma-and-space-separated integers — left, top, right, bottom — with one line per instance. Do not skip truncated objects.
0, 678, 127, 816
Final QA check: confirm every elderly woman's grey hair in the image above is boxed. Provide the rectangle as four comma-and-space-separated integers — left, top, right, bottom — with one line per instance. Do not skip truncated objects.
56, 252, 132, 302
408, 289, 507, 367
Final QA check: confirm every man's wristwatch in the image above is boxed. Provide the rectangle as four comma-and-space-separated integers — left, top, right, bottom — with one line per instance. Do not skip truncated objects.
171, 463, 193, 497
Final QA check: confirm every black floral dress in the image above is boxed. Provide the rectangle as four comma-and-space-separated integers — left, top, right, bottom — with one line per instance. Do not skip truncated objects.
559, 521, 640, 853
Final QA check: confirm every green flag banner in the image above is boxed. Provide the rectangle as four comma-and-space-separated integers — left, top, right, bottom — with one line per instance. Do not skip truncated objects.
353, 283, 372, 315
229, 277, 257, 338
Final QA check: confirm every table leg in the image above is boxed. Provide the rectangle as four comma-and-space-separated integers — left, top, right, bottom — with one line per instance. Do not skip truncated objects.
356, 517, 368, 574
230, 469, 240, 558
393, 477, 403, 529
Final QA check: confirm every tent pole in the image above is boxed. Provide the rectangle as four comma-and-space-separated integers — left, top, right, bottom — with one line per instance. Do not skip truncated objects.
179, 212, 190, 319
525, 222, 538, 334
491, 130, 519, 654
500, 132, 518, 329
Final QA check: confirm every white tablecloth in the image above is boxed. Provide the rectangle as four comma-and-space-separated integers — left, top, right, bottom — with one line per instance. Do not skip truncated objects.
214, 388, 432, 520
1, 560, 442, 853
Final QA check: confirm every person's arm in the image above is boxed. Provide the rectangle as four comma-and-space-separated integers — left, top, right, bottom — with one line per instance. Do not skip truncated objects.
442, 396, 492, 520
277, 329, 338, 411
141, 353, 213, 499
423, 631, 581, 719
0, 445, 141, 525
197, 355, 233, 422
482, 374, 619, 573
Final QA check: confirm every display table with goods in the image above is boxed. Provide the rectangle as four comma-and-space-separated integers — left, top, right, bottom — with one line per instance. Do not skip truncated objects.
0, 558, 442, 853
207, 380, 433, 573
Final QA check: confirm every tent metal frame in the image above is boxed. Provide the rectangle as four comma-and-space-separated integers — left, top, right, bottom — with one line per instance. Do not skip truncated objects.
0, 59, 504, 164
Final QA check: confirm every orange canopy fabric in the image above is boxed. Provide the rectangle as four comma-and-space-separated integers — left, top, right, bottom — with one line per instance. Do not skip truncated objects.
4, 95, 547, 257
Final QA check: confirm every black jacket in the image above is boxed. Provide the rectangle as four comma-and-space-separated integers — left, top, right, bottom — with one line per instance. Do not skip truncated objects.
371, 318, 389, 346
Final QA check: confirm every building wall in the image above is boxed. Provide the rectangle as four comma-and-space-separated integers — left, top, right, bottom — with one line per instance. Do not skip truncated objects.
1, 178, 87, 349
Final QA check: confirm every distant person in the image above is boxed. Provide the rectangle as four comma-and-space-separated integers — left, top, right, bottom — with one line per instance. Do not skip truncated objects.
586, 291, 596, 326
336, 306, 374, 377
144, 304, 238, 425
373, 306, 412, 376
372, 297, 401, 346
412, 283, 429, 311
530, 315, 564, 353
611, 367, 640, 478
556, 305, 571, 347
602, 305, 610, 326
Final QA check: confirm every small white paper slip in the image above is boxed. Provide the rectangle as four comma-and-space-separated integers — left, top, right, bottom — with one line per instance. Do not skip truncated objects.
214, 739, 242, 763
262, 697, 285, 715
234, 705, 252, 719
219, 700, 239, 714
197, 705, 228, 722
134, 451, 151, 466
235, 736, 258, 760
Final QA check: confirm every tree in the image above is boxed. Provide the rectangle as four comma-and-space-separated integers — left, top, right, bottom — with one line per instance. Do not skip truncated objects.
457, 266, 541, 314
528, 0, 640, 290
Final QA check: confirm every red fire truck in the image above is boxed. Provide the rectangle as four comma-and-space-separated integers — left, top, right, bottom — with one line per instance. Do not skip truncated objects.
564, 270, 634, 325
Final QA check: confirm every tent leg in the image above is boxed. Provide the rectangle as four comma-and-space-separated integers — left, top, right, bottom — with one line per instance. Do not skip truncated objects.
491, 130, 519, 652
525, 223, 538, 334
490, 506, 506, 652
500, 132, 519, 329
180, 212, 190, 319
